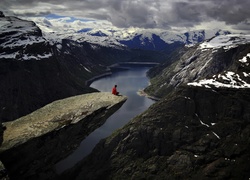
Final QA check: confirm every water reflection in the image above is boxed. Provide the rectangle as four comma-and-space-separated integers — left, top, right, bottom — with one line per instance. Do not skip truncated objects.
55, 66, 155, 173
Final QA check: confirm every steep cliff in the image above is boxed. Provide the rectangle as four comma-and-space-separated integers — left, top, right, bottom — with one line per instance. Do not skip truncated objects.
0, 15, 98, 122
63, 34, 250, 180
0, 92, 127, 180
145, 35, 250, 98
72, 87, 250, 180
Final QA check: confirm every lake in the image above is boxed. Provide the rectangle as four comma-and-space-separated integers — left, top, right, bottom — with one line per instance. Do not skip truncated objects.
55, 66, 155, 173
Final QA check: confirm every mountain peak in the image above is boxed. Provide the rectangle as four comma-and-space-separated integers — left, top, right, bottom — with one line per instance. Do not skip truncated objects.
0, 15, 53, 61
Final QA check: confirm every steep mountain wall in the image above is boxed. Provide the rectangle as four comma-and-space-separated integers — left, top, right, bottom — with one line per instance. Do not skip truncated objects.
0, 92, 127, 180
61, 34, 250, 180
145, 36, 250, 98
0, 16, 98, 122
71, 87, 250, 180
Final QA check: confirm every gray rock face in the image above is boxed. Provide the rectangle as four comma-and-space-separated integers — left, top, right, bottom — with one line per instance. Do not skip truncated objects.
145, 39, 250, 98
0, 92, 127, 180
71, 87, 250, 180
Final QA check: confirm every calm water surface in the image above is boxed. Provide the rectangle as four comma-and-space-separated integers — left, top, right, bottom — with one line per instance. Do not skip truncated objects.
55, 66, 155, 173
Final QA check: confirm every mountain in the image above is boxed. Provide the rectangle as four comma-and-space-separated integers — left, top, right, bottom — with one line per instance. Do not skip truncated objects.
0, 15, 100, 122
62, 28, 231, 51
0, 13, 168, 179
118, 29, 231, 51
26, 16, 230, 51
145, 34, 250, 98
63, 34, 250, 180
0, 13, 168, 122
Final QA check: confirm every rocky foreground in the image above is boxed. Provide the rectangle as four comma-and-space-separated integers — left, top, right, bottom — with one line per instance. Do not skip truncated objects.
0, 92, 127, 180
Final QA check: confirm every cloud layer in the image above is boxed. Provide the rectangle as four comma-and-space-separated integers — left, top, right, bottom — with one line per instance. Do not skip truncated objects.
1, 0, 250, 32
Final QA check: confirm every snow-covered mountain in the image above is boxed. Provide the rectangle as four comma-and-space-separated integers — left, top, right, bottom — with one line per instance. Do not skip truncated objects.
25, 16, 231, 50
145, 34, 250, 98
0, 16, 54, 61
188, 34, 250, 89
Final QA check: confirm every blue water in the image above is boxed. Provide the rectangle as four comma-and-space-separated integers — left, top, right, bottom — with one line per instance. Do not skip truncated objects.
55, 66, 155, 173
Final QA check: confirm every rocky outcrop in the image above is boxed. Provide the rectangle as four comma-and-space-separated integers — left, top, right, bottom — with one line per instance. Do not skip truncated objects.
0, 92, 127, 180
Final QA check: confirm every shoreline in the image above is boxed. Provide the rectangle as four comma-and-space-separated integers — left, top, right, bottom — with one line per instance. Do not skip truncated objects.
110, 62, 159, 67
137, 89, 161, 101
85, 72, 112, 86
85, 62, 159, 86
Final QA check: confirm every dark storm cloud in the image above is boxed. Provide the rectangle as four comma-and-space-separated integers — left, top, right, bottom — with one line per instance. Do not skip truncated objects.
166, 1, 205, 27
107, 1, 160, 28
1, 0, 250, 32
204, 0, 250, 24
13, 11, 52, 17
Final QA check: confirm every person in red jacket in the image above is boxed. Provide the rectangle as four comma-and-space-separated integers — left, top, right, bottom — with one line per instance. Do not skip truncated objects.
112, 85, 119, 95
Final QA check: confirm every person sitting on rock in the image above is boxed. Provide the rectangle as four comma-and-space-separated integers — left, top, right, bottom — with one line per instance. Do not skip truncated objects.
112, 85, 119, 95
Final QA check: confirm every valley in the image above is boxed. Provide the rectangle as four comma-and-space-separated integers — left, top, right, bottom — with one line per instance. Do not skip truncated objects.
0, 12, 250, 180
55, 66, 155, 174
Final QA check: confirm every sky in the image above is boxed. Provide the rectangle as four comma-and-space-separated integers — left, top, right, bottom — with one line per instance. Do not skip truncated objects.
1, 0, 250, 34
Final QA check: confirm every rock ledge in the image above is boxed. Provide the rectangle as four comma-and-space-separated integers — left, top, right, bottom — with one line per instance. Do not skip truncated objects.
0, 92, 127, 179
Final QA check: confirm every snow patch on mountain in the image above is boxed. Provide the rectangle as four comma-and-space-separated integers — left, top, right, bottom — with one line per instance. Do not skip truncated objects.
22, 52, 53, 60
186, 34, 250, 89
188, 71, 250, 89
0, 16, 53, 61
199, 34, 250, 50
2, 35, 45, 48
0, 17, 38, 34
239, 53, 250, 65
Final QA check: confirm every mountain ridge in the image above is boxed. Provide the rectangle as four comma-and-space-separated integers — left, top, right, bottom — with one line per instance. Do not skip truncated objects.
24, 16, 231, 50
144, 34, 250, 98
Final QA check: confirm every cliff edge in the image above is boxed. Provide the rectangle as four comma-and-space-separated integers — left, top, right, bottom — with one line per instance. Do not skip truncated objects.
0, 92, 127, 180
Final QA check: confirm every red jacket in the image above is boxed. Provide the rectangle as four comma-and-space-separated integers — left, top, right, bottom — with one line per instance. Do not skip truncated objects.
112, 86, 117, 95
